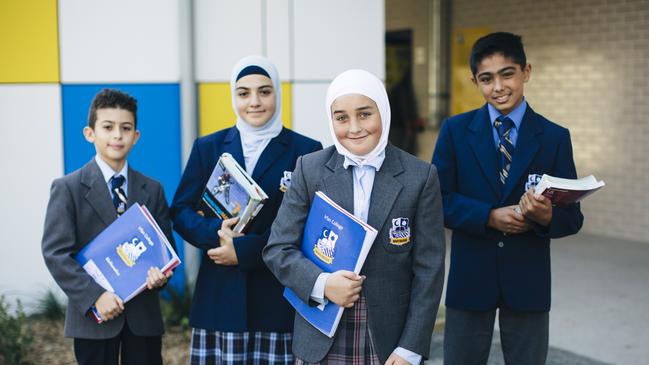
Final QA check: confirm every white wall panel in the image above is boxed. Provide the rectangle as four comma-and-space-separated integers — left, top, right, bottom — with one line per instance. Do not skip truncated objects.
59, 0, 180, 83
292, 82, 332, 147
195, 0, 263, 82
0, 85, 63, 306
265, 0, 291, 79
293, 0, 384, 81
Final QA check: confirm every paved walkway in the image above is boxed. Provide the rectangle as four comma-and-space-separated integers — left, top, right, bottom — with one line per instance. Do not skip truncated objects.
426, 232, 649, 365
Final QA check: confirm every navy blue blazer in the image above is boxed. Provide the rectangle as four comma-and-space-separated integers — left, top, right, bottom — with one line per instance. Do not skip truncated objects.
432, 104, 583, 312
171, 127, 322, 331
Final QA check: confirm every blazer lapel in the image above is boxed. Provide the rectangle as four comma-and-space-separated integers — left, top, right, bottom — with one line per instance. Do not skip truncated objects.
252, 128, 289, 181
501, 107, 542, 201
367, 145, 404, 231
222, 127, 246, 169
81, 160, 117, 226
127, 167, 150, 209
468, 105, 501, 198
322, 152, 354, 214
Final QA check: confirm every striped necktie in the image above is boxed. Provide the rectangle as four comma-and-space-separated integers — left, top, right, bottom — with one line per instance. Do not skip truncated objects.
494, 116, 515, 185
110, 175, 127, 215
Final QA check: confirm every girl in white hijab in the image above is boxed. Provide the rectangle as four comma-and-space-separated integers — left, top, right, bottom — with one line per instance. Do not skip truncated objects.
170, 55, 322, 365
264, 70, 445, 365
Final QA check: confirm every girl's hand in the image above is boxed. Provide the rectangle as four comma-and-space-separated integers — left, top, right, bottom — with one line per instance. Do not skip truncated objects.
324, 270, 365, 308
207, 217, 243, 265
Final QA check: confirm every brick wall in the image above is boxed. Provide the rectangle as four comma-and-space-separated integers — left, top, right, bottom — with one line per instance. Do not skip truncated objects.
451, 0, 649, 243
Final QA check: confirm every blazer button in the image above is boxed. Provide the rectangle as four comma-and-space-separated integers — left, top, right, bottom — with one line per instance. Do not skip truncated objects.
498, 241, 504, 248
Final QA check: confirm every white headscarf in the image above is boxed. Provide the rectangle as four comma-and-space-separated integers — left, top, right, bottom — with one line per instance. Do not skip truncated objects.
231, 55, 284, 174
325, 69, 391, 169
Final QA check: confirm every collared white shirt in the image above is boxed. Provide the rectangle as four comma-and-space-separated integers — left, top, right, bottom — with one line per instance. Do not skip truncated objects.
95, 155, 128, 201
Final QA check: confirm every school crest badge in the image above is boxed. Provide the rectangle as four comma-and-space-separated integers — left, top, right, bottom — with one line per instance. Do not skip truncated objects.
279, 171, 292, 192
526, 173, 543, 191
389, 217, 410, 245
313, 227, 338, 264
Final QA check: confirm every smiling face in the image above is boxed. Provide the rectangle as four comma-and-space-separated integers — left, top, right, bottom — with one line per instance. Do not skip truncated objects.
331, 94, 382, 156
83, 108, 139, 172
234, 74, 277, 127
472, 52, 531, 116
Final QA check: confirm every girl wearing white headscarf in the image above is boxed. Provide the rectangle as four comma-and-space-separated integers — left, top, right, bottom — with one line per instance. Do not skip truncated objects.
170, 56, 322, 364
264, 70, 446, 365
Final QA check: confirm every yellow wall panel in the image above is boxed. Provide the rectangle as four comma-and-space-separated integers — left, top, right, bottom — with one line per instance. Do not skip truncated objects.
450, 27, 491, 115
0, 0, 60, 83
199, 82, 292, 137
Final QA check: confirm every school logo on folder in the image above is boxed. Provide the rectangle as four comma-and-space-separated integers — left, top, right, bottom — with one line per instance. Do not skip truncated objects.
313, 227, 338, 264
116, 237, 147, 267
389, 217, 410, 245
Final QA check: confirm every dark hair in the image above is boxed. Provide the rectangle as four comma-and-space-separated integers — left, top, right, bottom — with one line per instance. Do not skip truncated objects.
469, 32, 527, 76
87, 88, 138, 128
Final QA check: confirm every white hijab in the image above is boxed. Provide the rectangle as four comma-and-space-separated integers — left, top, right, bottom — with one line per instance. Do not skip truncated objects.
231, 55, 284, 174
325, 69, 391, 168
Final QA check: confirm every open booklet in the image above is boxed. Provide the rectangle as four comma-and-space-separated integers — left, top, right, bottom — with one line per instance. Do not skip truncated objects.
197, 153, 269, 233
75, 203, 181, 323
283, 191, 378, 337
532, 174, 605, 206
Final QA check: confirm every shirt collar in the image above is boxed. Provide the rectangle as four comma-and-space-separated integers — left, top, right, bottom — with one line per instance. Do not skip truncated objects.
95, 155, 128, 184
342, 151, 385, 171
488, 98, 527, 130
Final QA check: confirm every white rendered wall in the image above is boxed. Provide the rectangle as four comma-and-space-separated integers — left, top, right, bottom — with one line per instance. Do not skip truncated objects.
58, 0, 181, 83
0, 85, 63, 306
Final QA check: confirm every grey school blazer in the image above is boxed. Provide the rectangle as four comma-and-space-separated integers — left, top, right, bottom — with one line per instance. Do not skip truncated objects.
263, 145, 445, 363
41, 159, 173, 339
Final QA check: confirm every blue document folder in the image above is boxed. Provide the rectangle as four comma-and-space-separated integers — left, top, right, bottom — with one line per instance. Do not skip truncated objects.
283, 191, 377, 337
75, 203, 180, 322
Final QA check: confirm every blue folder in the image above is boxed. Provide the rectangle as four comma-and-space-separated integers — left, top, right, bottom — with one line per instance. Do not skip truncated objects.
283, 191, 377, 337
75, 203, 180, 322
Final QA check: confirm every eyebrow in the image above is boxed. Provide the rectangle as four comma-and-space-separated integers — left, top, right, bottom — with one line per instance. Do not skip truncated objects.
476, 66, 517, 78
236, 84, 273, 90
332, 105, 373, 114
99, 120, 133, 126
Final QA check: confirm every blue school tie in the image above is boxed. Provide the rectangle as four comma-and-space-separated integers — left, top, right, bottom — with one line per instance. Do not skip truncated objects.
110, 175, 127, 215
494, 116, 515, 185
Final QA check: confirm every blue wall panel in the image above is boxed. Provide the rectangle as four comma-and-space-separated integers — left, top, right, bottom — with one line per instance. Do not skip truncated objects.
61, 83, 185, 294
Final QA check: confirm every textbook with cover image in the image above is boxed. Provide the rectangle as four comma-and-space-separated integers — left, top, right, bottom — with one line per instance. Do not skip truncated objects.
534, 174, 605, 205
283, 191, 378, 337
75, 203, 180, 323
198, 153, 268, 233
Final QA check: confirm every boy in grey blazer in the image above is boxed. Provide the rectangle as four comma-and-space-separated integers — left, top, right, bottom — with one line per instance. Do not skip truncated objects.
42, 89, 173, 365
263, 70, 445, 364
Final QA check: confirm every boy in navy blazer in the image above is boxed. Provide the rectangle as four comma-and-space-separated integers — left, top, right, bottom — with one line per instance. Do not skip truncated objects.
432, 32, 583, 364
42, 89, 174, 365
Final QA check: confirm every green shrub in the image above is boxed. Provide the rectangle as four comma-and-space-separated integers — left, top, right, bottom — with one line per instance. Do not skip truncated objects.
160, 286, 191, 328
0, 295, 33, 365
33, 289, 66, 321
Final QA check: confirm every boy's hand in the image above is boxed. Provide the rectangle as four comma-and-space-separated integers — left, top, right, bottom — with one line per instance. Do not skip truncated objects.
94, 291, 124, 322
385, 352, 410, 365
519, 188, 553, 226
324, 270, 365, 308
488, 205, 530, 234
207, 217, 243, 266
146, 267, 173, 290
